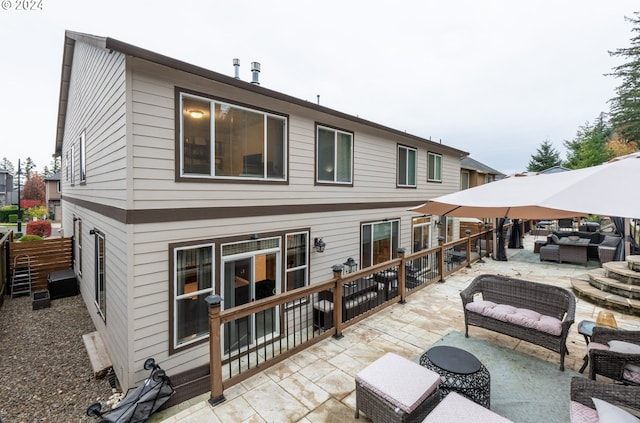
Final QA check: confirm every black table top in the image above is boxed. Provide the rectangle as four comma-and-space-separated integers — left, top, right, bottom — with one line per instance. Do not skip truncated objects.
425, 345, 481, 374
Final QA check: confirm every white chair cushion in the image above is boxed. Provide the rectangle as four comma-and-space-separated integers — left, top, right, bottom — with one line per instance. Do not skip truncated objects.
422, 392, 513, 422
356, 352, 440, 414
608, 340, 640, 354
592, 397, 640, 423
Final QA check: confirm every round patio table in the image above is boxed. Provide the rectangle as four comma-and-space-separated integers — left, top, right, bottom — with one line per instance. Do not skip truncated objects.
419, 345, 491, 408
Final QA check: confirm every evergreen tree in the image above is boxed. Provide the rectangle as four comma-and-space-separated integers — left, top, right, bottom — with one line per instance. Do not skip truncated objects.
43, 156, 61, 178
0, 157, 14, 173
527, 139, 562, 172
23, 157, 36, 179
563, 115, 614, 169
608, 11, 640, 143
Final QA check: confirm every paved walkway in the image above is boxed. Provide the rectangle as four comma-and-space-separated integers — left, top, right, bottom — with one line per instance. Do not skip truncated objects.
149, 236, 640, 423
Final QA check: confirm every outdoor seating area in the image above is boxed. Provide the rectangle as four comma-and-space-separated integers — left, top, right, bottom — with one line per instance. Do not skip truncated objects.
150, 235, 640, 423
538, 231, 622, 266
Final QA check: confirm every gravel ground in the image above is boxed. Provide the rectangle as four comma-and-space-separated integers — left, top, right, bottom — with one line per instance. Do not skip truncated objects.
0, 293, 113, 422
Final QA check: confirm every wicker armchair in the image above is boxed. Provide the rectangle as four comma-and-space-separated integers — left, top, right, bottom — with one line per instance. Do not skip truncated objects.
589, 326, 640, 385
598, 235, 622, 264
570, 377, 640, 419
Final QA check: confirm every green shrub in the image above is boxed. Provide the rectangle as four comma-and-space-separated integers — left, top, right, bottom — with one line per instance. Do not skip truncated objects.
26, 220, 52, 238
8, 214, 18, 223
0, 205, 18, 223
22, 206, 48, 222
19, 234, 43, 242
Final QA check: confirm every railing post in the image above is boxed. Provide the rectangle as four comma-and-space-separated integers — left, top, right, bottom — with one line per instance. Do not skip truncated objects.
465, 229, 472, 268
398, 248, 406, 303
205, 295, 225, 406
437, 236, 445, 282
331, 265, 344, 339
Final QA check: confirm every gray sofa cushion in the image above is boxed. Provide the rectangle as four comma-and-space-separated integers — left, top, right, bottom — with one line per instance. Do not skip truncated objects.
600, 236, 621, 247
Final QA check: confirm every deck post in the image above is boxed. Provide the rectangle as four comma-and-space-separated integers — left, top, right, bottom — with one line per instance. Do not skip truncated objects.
331, 265, 344, 339
205, 295, 225, 406
437, 236, 445, 282
465, 229, 472, 268
398, 248, 406, 303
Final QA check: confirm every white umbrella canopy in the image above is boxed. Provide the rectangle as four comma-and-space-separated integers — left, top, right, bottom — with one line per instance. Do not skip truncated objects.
410, 153, 640, 220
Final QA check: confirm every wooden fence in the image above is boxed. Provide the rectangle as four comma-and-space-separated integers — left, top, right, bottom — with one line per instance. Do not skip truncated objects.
0, 231, 11, 307
9, 236, 74, 292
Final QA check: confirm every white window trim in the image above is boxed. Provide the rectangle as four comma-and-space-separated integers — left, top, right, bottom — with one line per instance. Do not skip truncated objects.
79, 131, 86, 183
70, 145, 75, 185
428, 152, 442, 182
316, 125, 354, 184
398, 145, 417, 187
179, 92, 287, 180
173, 243, 215, 350
461, 170, 470, 190
94, 230, 106, 321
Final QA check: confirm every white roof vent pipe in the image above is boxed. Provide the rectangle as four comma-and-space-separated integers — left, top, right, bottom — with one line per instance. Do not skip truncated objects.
251, 62, 260, 85
233, 58, 240, 79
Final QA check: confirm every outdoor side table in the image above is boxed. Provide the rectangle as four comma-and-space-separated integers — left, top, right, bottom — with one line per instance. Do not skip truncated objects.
419, 345, 491, 408
577, 320, 595, 373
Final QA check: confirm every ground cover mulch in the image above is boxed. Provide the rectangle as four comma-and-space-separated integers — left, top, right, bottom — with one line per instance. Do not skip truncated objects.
0, 293, 113, 422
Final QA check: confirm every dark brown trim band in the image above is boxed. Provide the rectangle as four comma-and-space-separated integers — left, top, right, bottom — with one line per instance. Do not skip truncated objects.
62, 195, 421, 225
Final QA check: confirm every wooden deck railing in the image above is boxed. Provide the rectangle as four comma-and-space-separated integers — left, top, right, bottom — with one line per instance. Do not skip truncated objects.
202, 228, 494, 405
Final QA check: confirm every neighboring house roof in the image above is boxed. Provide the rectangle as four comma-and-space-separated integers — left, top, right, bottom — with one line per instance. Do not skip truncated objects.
44, 173, 61, 181
55, 31, 468, 159
460, 157, 504, 176
538, 166, 571, 174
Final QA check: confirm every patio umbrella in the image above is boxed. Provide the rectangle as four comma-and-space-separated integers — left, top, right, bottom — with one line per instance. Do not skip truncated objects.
410, 152, 640, 220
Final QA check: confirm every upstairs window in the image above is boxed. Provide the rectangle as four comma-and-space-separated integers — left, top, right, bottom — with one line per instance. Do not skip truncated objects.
428, 152, 442, 182
70, 145, 75, 186
397, 145, 416, 187
79, 131, 86, 183
179, 92, 287, 181
316, 125, 353, 184
461, 170, 469, 190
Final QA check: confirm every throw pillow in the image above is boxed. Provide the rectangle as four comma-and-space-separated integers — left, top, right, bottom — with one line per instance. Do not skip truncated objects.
551, 234, 560, 244
609, 340, 640, 354
570, 401, 598, 423
600, 236, 621, 247
592, 398, 640, 423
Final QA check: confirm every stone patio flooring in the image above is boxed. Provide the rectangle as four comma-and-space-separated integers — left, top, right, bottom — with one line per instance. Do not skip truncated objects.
149, 235, 640, 423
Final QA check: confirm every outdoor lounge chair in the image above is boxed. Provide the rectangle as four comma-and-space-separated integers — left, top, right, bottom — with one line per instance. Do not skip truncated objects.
598, 235, 622, 264
588, 326, 640, 386
570, 377, 640, 422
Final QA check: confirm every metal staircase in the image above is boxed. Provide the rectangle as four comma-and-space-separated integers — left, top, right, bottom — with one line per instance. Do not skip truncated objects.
11, 254, 33, 298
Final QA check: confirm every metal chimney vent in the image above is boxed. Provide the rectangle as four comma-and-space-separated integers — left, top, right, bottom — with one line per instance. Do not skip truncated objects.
233, 58, 240, 79
250, 62, 260, 85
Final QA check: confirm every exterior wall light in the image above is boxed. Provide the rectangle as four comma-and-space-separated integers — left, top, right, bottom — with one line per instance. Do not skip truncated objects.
314, 237, 326, 253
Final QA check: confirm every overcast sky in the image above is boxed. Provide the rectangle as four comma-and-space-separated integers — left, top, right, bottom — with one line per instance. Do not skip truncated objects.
0, 1, 637, 175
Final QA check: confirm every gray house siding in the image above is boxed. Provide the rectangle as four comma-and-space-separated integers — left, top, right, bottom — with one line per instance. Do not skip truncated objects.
57, 32, 466, 393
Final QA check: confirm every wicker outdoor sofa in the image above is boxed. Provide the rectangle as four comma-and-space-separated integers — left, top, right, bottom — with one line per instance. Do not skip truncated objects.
570, 377, 640, 422
460, 274, 576, 370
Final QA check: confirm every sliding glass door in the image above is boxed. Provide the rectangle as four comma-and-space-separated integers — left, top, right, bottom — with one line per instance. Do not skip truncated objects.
222, 239, 280, 355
